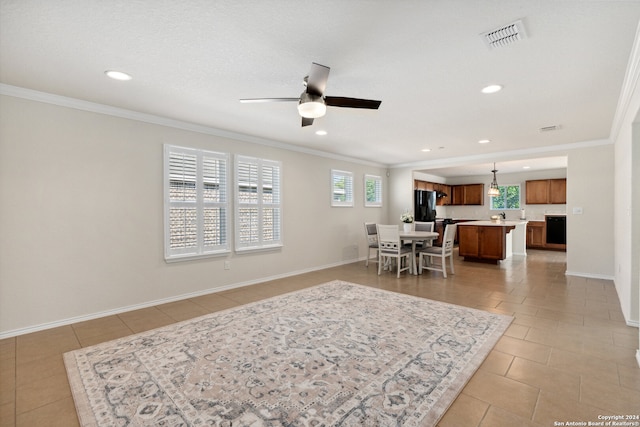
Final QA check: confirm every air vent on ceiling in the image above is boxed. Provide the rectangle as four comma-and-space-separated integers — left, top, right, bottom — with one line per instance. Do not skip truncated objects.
539, 125, 561, 132
481, 20, 527, 50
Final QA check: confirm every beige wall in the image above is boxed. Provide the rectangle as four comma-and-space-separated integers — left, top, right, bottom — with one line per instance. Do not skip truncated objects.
1, 87, 636, 339
611, 23, 640, 364
614, 95, 640, 327
0, 94, 388, 336
565, 145, 615, 279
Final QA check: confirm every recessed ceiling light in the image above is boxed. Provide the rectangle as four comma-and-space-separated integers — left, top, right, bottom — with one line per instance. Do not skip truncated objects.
315, 130, 327, 136
421, 148, 431, 152
523, 166, 531, 169
481, 84, 502, 94
105, 70, 132, 81
478, 139, 491, 144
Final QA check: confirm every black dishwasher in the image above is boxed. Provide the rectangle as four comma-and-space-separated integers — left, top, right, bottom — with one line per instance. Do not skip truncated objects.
546, 216, 566, 244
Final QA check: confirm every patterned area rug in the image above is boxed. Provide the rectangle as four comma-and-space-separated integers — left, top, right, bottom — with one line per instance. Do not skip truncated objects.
64, 280, 512, 426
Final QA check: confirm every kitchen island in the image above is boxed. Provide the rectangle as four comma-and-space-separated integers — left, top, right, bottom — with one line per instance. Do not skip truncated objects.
456, 220, 528, 263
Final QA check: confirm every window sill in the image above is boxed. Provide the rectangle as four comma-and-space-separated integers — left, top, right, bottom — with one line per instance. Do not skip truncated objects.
165, 250, 230, 263
235, 244, 283, 254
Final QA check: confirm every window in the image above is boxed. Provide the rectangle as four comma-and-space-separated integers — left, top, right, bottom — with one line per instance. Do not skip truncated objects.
364, 174, 382, 207
331, 170, 353, 207
164, 145, 229, 260
235, 155, 282, 251
490, 184, 521, 210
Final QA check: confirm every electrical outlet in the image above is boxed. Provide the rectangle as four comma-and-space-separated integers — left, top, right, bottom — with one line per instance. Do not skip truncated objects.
572, 207, 583, 215
224, 261, 231, 270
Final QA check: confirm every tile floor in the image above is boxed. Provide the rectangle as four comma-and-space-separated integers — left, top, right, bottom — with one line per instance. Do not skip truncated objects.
1, 249, 639, 426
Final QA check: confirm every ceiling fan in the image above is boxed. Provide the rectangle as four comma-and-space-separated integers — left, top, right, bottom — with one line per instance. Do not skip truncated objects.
240, 62, 382, 127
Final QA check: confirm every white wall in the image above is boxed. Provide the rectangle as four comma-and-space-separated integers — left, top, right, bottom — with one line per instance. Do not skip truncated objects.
0, 94, 388, 336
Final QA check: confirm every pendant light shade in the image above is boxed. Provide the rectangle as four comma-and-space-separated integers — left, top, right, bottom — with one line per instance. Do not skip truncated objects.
488, 163, 500, 197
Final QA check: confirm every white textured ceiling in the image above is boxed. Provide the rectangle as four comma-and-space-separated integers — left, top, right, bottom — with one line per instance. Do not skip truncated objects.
1, 0, 639, 176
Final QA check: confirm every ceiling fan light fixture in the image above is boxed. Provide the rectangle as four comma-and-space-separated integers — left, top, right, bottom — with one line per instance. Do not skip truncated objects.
297, 93, 326, 118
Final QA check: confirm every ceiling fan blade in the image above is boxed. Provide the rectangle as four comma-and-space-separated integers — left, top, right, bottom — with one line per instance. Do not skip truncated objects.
301, 117, 314, 127
239, 98, 299, 103
306, 63, 330, 96
325, 96, 382, 109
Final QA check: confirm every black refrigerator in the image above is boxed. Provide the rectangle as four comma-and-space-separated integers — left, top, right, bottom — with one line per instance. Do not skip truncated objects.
414, 190, 437, 222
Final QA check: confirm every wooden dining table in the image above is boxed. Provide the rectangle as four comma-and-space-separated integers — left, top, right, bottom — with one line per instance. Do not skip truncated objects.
399, 230, 439, 275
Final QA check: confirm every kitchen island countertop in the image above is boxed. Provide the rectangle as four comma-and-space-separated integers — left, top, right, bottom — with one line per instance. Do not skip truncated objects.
455, 220, 527, 227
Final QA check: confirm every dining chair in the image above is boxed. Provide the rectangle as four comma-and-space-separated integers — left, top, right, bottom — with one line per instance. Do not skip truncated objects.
418, 223, 457, 278
377, 224, 412, 278
413, 221, 435, 249
363, 222, 379, 267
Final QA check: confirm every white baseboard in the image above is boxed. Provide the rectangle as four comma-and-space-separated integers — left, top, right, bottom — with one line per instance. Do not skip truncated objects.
627, 319, 640, 328
0, 258, 362, 339
564, 271, 615, 281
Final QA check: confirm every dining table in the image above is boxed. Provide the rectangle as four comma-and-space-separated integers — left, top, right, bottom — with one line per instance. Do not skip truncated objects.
399, 230, 439, 275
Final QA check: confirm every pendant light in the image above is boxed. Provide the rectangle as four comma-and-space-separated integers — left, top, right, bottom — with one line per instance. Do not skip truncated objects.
488, 163, 500, 197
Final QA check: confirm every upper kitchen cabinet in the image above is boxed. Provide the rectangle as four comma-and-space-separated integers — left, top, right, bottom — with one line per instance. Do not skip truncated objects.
451, 184, 484, 205
414, 180, 451, 205
525, 179, 566, 204
548, 179, 566, 204
414, 180, 433, 191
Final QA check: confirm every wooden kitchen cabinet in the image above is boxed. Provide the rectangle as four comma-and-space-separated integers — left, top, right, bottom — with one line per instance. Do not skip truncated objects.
464, 184, 484, 205
525, 179, 566, 204
526, 221, 545, 248
414, 180, 430, 190
451, 186, 464, 205
457, 226, 479, 257
548, 179, 566, 204
451, 184, 484, 205
414, 180, 451, 205
458, 224, 514, 262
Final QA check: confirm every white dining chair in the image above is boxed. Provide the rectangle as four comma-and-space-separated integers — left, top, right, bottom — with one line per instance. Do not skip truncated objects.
413, 221, 435, 249
418, 223, 457, 278
363, 222, 379, 267
377, 224, 412, 278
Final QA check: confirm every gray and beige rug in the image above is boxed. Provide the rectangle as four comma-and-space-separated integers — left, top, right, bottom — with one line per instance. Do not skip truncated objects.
64, 280, 512, 426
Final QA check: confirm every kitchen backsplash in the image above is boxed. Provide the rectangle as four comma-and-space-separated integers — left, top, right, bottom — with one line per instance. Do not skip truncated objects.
437, 205, 567, 221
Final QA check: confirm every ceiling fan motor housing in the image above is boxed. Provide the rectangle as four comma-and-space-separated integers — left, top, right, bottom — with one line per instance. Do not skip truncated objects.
298, 92, 326, 118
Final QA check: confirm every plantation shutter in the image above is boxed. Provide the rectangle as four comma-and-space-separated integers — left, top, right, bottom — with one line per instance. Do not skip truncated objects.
164, 145, 229, 260
331, 170, 354, 207
364, 174, 382, 207
235, 155, 282, 251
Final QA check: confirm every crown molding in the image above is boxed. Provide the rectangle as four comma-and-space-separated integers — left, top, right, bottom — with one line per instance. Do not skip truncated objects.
0, 84, 386, 169
0, 82, 623, 172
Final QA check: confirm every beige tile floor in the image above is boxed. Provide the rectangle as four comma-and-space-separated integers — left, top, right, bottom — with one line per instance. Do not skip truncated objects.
1, 249, 639, 426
